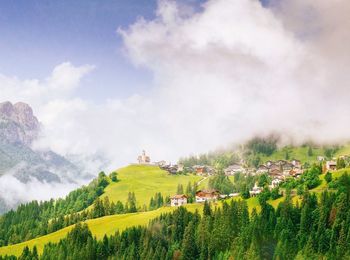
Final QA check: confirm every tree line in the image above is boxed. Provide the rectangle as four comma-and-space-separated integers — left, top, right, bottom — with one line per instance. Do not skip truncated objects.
0, 171, 116, 246
2, 174, 350, 259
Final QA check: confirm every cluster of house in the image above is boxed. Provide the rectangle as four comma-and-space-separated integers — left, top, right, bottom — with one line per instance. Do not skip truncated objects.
192, 165, 216, 175
136, 151, 185, 174
158, 163, 184, 174
170, 189, 240, 206
247, 179, 282, 197
139, 150, 342, 176
168, 156, 347, 206
157, 163, 216, 175
256, 159, 304, 179
170, 190, 219, 206
161, 164, 215, 175
170, 181, 284, 206
222, 159, 304, 180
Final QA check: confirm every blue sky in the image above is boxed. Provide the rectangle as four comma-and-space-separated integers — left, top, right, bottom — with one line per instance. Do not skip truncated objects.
0, 0, 271, 102
0, 0, 159, 101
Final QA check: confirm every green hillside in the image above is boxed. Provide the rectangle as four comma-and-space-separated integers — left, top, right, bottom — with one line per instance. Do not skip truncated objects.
100, 164, 203, 206
259, 146, 323, 163
260, 144, 350, 164
0, 164, 204, 256
335, 144, 350, 157
1, 165, 349, 257
0, 203, 204, 257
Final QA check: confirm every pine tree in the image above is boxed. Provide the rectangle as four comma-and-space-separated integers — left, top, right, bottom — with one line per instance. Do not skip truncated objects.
186, 182, 194, 202
109, 171, 118, 182
19, 246, 31, 260
182, 221, 198, 260
336, 222, 347, 258
337, 158, 346, 169
308, 146, 313, 156
103, 196, 111, 216
241, 186, 250, 199
177, 184, 184, 194
32, 246, 39, 260
203, 201, 211, 217
246, 239, 261, 260
198, 218, 210, 260
115, 201, 124, 214
325, 171, 332, 183
186, 182, 192, 195
285, 151, 290, 160
127, 192, 137, 213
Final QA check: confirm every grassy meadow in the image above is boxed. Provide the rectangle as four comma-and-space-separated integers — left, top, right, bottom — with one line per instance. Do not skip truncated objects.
1, 164, 349, 257
0, 203, 204, 257
100, 165, 203, 206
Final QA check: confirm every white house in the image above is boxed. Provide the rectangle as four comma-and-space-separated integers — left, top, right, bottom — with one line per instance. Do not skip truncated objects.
326, 161, 337, 171
224, 164, 244, 175
257, 165, 269, 174
317, 156, 325, 161
249, 183, 262, 196
291, 159, 301, 168
195, 190, 220, 203
266, 161, 273, 167
269, 178, 282, 189
155, 160, 167, 167
170, 194, 188, 207
289, 169, 304, 178
177, 164, 184, 172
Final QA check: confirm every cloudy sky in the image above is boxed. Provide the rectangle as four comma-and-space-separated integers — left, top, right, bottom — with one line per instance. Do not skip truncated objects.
0, 0, 349, 171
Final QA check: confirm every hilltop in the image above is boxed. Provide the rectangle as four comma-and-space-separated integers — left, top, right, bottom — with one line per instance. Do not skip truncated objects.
99, 164, 203, 207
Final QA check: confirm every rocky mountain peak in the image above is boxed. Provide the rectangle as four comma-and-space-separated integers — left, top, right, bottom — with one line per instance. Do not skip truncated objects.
0, 101, 40, 145
0, 101, 14, 117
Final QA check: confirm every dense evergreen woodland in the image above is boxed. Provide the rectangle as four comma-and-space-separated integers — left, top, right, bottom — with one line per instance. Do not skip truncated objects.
0, 169, 199, 247
1, 173, 350, 259
0, 172, 114, 246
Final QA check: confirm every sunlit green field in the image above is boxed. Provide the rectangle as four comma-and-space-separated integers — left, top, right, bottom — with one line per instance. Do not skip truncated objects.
260, 146, 325, 163
100, 164, 203, 206
335, 144, 350, 157
259, 144, 350, 164
0, 203, 204, 257
0, 165, 205, 257
1, 166, 349, 257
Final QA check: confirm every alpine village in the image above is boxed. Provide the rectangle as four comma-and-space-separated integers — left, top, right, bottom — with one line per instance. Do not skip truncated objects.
1, 137, 350, 259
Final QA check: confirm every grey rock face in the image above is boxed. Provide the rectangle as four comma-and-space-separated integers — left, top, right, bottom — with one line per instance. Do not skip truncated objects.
0, 101, 40, 145
0, 101, 87, 214
0, 101, 81, 182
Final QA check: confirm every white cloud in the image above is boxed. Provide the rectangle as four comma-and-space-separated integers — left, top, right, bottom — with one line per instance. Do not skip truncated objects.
0, 174, 78, 207
118, 0, 350, 148
48, 62, 95, 91
0, 62, 94, 106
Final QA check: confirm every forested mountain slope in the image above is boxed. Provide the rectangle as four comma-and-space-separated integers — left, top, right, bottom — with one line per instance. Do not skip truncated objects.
0, 165, 203, 248
1, 166, 350, 258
